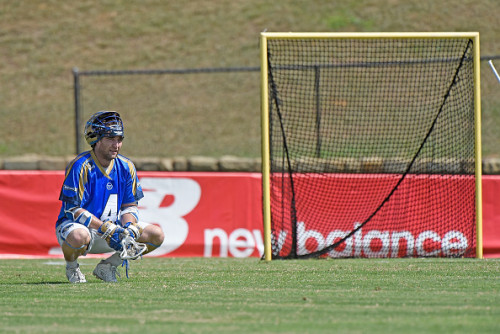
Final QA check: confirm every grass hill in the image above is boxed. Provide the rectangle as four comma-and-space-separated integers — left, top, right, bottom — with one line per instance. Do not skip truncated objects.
1, 0, 499, 159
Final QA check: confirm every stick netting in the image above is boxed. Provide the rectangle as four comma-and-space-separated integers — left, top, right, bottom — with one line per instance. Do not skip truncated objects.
265, 36, 477, 259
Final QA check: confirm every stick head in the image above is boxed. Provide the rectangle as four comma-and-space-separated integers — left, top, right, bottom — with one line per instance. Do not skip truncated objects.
120, 235, 148, 260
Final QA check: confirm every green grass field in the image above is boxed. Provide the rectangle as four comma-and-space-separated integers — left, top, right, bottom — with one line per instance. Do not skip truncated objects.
1, 257, 499, 333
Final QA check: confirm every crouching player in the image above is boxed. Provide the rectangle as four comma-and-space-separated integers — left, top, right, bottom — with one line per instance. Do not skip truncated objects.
55, 111, 164, 283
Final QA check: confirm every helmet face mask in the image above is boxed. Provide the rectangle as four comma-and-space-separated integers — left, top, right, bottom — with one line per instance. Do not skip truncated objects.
84, 111, 124, 146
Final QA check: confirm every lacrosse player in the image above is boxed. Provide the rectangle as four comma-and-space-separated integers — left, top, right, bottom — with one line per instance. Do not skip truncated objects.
55, 111, 164, 283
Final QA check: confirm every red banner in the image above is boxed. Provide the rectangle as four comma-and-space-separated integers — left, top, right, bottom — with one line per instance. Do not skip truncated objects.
0, 171, 263, 258
270, 174, 476, 258
137, 172, 263, 258
481, 175, 500, 258
0, 171, 499, 258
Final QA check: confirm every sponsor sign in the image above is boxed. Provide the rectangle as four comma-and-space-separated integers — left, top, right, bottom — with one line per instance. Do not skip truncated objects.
0, 171, 499, 258
270, 174, 477, 258
0, 171, 263, 258
135, 173, 263, 258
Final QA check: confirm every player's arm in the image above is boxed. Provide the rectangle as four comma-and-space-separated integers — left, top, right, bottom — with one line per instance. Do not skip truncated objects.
120, 203, 143, 240
64, 204, 102, 230
64, 204, 127, 251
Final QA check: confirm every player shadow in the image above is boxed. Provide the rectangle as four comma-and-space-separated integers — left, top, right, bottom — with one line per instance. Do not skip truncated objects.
26, 281, 68, 285
0, 281, 67, 285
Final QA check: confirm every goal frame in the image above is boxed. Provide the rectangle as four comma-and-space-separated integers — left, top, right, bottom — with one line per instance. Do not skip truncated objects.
260, 32, 482, 261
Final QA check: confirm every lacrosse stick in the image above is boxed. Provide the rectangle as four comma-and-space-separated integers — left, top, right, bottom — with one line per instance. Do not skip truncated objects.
120, 235, 148, 260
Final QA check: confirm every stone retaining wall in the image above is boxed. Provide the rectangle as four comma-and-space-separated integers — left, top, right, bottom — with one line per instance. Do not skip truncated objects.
0, 154, 262, 172
2, 154, 500, 174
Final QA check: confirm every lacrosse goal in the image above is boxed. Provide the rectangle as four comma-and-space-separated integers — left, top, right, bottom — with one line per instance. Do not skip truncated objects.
260, 32, 482, 260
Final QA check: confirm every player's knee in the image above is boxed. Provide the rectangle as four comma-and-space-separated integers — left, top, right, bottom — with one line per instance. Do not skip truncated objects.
154, 226, 165, 246
149, 225, 164, 246
66, 228, 91, 248
141, 224, 164, 246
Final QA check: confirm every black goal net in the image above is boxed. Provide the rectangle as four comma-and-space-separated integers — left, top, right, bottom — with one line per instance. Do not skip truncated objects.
262, 34, 479, 259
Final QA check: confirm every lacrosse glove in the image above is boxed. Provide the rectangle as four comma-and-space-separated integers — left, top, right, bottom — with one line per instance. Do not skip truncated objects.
123, 221, 143, 240
97, 221, 129, 251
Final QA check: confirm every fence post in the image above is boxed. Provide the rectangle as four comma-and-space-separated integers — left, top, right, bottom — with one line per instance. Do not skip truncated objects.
72, 67, 81, 155
314, 65, 322, 158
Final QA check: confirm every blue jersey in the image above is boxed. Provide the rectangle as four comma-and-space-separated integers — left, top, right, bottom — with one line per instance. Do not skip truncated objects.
56, 150, 144, 227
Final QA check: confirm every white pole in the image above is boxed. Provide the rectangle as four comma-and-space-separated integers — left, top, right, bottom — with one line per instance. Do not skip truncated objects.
488, 60, 500, 83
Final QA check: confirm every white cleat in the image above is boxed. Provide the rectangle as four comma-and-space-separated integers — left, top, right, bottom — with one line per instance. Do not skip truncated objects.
66, 265, 86, 284
93, 261, 120, 283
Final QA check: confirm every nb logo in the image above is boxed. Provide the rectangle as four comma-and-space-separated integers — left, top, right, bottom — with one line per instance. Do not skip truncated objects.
138, 178, 201, 256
